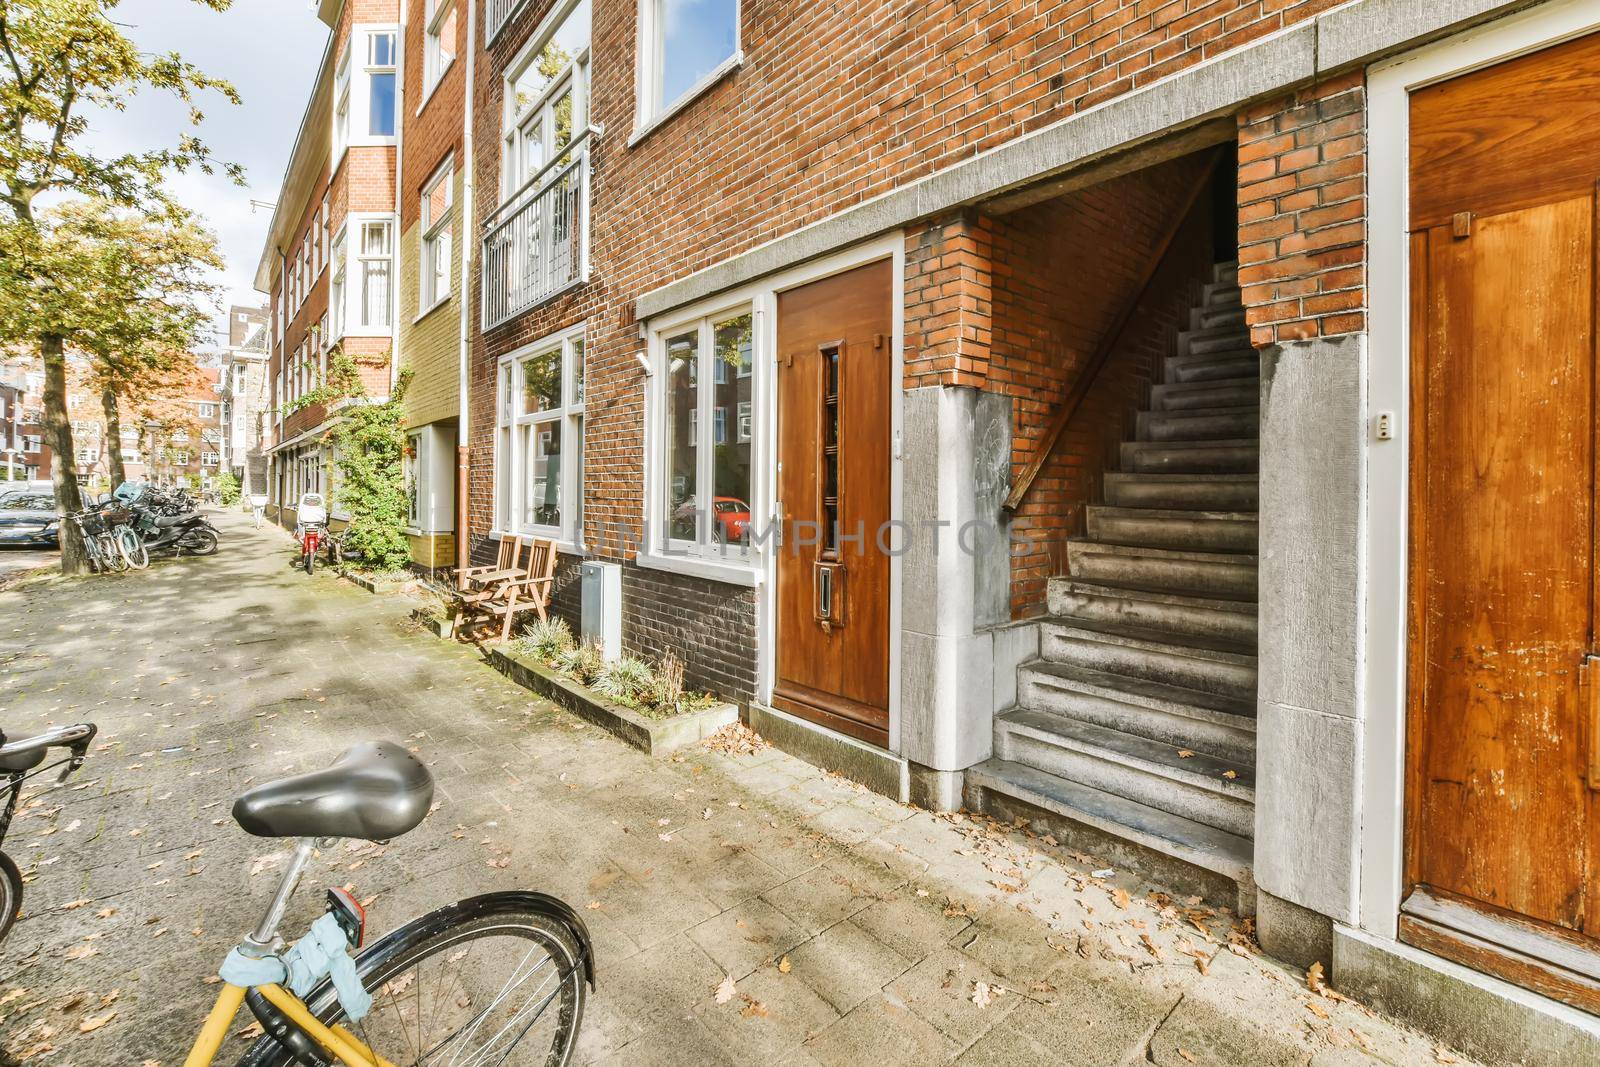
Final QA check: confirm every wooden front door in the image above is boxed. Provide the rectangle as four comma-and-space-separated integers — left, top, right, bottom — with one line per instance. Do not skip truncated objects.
1405, 30, 1600, 1010
773, 260, 894, 746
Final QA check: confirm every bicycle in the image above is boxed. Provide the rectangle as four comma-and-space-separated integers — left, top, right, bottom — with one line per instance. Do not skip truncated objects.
69, 509, 126, 574
294, 492, 328, 576
0, 723, 98, 942
182, 740, 592, 1066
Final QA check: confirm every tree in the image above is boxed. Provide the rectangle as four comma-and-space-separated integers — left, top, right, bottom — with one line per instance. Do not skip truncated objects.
312, 349, 413, 572
0, 0, 239, 572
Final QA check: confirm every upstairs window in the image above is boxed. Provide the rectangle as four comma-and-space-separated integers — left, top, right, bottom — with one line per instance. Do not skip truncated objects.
333, 53, 351, 156
358, 220, 393, 328
329, 224, 347, 341
502, 0, 589, 197
423, 0, 457, 99
367, 32, 397, 136
636, 0, 739, 125
420, 162, 454, 310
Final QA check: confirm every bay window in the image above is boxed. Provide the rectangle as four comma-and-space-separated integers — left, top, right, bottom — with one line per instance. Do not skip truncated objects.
367, 32, 396, 136
494, 325, 585, 544
658, 308, 754, 554
333, 53, 350, 156
502, 0, 589, 197
329, 225, 347, 341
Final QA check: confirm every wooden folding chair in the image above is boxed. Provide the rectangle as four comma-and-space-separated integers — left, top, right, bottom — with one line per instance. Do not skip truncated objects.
459, 535, 519, 590
483, 537, 558, 643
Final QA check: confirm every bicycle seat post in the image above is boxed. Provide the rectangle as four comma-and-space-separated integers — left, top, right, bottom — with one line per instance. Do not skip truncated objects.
244, 837, 318, 954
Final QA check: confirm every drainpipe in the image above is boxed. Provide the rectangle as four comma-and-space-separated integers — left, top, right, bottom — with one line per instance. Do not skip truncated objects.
453, 0, 477, 589
391, 1, 407, 394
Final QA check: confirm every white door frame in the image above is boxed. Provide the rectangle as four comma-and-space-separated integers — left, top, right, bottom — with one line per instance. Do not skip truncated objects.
1362, 0, 1600, 939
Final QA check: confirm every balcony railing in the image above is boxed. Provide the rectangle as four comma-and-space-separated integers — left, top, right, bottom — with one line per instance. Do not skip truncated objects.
481, 127, 594, 331
486, 0, 530, 47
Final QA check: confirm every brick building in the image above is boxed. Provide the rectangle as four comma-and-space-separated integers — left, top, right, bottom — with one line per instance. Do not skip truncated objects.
220, 304, 271, 495
258, 2, 1600, 1054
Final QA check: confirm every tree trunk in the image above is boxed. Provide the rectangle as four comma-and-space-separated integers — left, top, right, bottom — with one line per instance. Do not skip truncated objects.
41, 334, 87, 574
101, 386, 127, 489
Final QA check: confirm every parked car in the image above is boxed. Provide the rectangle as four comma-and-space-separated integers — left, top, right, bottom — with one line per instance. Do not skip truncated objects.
0, 492, 61, 547
0, 480, 52, 506
711, 497, 752, 544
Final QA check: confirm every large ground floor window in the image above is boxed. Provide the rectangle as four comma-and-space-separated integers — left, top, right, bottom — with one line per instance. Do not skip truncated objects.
494, 323, 585, 544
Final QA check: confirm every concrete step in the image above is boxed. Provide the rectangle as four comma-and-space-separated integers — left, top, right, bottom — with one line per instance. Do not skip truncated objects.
1085, 505, 1257, 553
1136, 406, 1259, 442
966, 758, 1254, 886
1179, 325, 1253, 358
1039, 618, 1257, 698
1066, 540, 1257, 600
1192, 304, 1246, 331
1214, 261, 1239, 287
1149, 377, 1259, 412
1103, 472, 1259, 511
1203, 282, 1242, 310
1019, 660, 1257, 764
1120, 438, 1258, 474
1048, 577, 1258, 644
995, 710, 1255, 837
1167, 350, 1259, 384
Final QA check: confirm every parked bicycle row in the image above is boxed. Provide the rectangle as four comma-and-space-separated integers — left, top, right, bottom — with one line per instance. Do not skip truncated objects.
70, 481, 221, 573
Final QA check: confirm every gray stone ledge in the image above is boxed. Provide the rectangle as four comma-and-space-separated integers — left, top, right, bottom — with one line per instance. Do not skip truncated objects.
747, 702, 911, 803
1317, 0, 1546, 72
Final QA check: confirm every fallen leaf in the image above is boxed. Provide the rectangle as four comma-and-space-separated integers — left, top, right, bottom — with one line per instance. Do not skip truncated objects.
970, 981, 1002, 1008
777, 955, 791, 974
1177, 750, 1195, 759
78, 1011, 116, 1033
1222, 770, 1238, 780
714, 975, 737, 1005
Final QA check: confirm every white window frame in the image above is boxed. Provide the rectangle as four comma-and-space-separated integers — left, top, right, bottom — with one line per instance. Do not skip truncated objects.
329, 223, 348, 343
646, 302, 756, 570
500, 0, 590, 203
631, 0, 743, 142
365, 29, 398, 138
333, 51, 351, 160
493, 322, 586, 547
336, 26, 399, 154
342, 214, 395, 335
422, 0, 457, 106
418, 158, 454, 315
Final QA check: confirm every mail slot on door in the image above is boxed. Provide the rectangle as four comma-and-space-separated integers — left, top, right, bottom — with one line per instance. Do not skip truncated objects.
815, 561, 845, 629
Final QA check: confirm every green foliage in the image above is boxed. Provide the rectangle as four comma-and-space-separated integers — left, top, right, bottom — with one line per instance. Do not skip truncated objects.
521, 617, 575, 660
214, 470, 240, 506
593, 657, 654, 704
322, 350, 412, 572
551, 643, 604, 687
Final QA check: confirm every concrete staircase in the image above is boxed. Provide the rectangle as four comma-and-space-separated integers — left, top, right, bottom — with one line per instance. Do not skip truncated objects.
970, 261, 1259, 908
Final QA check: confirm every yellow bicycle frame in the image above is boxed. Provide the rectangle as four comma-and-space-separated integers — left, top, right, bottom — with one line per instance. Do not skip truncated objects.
183, 981, 396, 1067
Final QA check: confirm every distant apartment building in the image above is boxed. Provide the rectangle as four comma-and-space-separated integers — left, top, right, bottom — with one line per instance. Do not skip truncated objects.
220, 304, 271, 494
255, 0, 401, 529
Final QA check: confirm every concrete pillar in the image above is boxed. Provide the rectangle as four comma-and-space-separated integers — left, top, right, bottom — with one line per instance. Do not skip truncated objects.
898, 385, 1014, 783
1254, 333, 1366, 938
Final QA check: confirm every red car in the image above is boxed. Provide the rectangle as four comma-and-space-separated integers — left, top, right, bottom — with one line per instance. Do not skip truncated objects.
712, 497, 751, 543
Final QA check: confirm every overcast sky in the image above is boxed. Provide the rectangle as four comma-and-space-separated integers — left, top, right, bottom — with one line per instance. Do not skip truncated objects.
87, 0, 329, 347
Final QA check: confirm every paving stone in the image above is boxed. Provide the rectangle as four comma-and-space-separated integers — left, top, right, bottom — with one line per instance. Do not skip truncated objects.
686, 897, 810, 978
692, 965, 843, 1061
784, 918, 915, 1014
885, 947, 1022, 1047
801, 990, 959, 1065
760, 864, 880, 935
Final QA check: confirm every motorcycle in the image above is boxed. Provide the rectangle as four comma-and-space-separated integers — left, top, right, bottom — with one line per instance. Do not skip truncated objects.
293, 491, 327, 575
133, 508, 220, 556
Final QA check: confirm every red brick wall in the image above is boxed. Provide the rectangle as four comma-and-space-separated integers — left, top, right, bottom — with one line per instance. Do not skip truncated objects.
1236, 71, 1367, 346
400, 0, 466, 227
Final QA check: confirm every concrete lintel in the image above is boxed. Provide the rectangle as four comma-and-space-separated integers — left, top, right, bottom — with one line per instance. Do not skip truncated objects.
1334, 925, 1600, 1067
1317, 0, 1546, 72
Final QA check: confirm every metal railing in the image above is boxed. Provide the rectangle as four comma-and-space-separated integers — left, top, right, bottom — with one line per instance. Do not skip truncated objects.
481, 127, 594, 331
485, 0, 529, 47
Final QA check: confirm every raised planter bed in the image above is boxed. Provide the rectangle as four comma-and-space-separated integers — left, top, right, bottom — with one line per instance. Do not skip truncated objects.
340, 568, 408, 595
487, 646, 738, 756
409, 608, 456, 639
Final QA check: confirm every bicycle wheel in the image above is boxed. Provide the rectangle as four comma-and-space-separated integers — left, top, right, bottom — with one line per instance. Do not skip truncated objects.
238, 893, 590, 1067
99, 534, 128, 573
116, 527, 148, 570
0, 851, 22, 943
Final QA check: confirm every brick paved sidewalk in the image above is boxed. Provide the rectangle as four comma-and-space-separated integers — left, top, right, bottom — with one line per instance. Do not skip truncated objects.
0, 511, 1473, 1065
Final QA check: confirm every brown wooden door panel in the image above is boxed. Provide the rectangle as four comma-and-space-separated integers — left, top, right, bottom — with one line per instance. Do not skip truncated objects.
1409, 197, 1595, 930
1410, 30, 1600, 232
774, 260, 894, 744
1407, 32, 1600, 989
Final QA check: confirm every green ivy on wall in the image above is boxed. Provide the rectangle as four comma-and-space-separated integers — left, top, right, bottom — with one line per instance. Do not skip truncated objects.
311, 348, 414, 572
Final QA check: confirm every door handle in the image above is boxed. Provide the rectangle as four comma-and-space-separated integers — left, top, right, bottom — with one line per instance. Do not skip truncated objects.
1587, 654, 1600, 790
